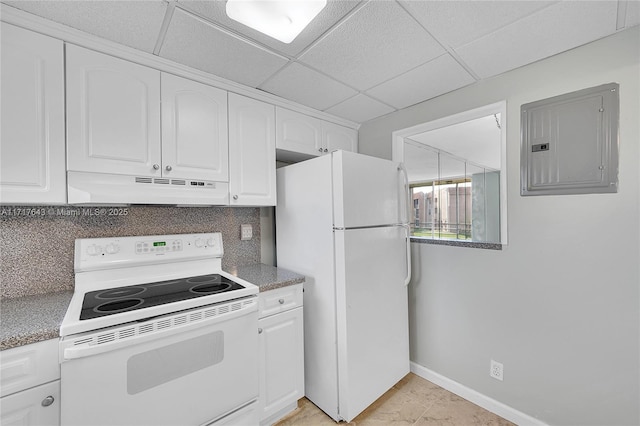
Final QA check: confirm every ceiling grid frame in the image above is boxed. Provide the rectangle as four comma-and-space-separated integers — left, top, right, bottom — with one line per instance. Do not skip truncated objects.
1, 0, 636, 124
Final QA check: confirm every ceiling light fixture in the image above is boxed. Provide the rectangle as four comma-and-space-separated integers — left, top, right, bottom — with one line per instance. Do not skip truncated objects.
226, 0, 327, 44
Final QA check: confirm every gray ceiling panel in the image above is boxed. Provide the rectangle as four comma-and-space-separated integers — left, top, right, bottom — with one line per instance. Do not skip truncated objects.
2, 0, 636, 123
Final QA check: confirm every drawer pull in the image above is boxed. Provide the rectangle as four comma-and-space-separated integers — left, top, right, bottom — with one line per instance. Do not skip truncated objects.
258, 328, 263, 334
41, 396, 55, 407
278, 299, 285, 304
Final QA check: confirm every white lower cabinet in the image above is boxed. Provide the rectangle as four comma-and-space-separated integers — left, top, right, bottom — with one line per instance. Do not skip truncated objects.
1, 381, 60, 426
0, 339, 60, 426
258, 285, 304, 425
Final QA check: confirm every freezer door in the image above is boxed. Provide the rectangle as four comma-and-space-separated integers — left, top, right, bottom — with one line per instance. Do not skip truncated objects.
332, 151, 408, 228
334, 226, 410, 422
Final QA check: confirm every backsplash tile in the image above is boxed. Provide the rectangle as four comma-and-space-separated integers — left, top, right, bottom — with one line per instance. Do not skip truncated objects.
0, 206, 260, 299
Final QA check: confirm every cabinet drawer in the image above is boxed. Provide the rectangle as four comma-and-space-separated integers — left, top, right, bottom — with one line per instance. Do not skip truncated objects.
1, 339, 60, 398
258, 285, 303, 318
0, 380, 60, 426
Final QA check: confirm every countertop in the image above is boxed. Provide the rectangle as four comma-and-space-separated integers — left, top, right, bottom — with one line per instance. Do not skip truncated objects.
228, 263, 305, 292
0, 264, 305, 351
0, 290, 73, 351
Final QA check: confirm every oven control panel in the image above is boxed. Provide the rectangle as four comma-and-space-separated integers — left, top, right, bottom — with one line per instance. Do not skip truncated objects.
75, 233, 223, 272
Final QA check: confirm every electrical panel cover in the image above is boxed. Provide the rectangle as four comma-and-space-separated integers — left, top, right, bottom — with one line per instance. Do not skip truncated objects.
520, 83, 619, 196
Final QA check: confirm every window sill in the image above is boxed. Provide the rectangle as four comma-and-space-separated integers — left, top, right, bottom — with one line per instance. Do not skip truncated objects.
410, 237, 502, 251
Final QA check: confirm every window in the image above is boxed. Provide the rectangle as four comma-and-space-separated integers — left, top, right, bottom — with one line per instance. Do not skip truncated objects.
393, 102, 507, 245
412, 179, 472, 240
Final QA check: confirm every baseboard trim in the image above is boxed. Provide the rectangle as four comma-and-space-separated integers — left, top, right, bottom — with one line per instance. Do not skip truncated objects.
410, 362, 547, 426
260, 401, 298, 426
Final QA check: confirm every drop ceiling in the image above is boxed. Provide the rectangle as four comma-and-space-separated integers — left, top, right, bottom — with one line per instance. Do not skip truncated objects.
3, 0, 638, 124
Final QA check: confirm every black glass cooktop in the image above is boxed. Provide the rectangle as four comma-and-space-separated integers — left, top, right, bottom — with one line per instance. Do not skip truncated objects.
80, 274, 246, 320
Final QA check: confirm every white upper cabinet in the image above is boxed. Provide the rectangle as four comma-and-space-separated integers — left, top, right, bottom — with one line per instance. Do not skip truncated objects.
66, 44, 162, 177
0, 24, 66, 205
275, 107, 357, 162
67, 45, 230, 183
228, 93, 276, 206
276, 107, 323, 157
161, 73, 228, 181
323, 121, 358, 153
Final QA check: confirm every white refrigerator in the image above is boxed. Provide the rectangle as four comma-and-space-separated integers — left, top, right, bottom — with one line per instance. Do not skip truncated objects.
276, 150, 411, 422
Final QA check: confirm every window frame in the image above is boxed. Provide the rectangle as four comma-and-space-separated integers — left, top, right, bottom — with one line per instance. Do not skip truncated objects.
392, 101, 508, 246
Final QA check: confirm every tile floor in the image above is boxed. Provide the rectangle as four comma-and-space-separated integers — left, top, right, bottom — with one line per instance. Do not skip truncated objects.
274, 373, 515, 425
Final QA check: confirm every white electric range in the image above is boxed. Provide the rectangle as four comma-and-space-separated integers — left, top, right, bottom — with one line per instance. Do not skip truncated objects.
59, 232, 259, 426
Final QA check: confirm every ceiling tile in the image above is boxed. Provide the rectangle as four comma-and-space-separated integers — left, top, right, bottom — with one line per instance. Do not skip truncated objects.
299, 1, 445, 91
400, 0, 556, 49
176, 0, 360, 57
159, 8, 289, 88
366, 54, 475, 110
3, 0, 167, 53
454, 1, 619, 79
325, 94, 394, 123
259, 62, 357, 111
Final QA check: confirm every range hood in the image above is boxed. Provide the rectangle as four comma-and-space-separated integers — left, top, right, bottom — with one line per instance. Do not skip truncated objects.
67, 171, 229, 206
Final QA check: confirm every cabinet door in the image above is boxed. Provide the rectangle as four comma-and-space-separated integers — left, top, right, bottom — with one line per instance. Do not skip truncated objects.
0, 381, 60, 426
161, 74, 228, 181
323, 121, 358, 153
258, 307, 304, 423
228, 94, 276, 206
0, 24, 66, 205
66, 45, 161, 176
276, 107, 323, 157
0, 339, 60, 398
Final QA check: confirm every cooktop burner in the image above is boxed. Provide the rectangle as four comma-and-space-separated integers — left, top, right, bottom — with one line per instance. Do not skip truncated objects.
80, 274, 246, 320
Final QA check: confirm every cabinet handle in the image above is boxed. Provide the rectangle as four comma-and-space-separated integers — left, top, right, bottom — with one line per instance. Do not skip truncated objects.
324, 148, 328, 153
41, 396, 55, 407
165, 165, 172, 171
233, 195, 238, 200
278, 299, 285, 304
318, 148, 323, 153
153, 164, 160, 170
258, 328, 263, 334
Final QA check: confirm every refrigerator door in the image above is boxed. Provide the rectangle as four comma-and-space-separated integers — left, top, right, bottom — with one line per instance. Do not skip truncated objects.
334, 225, 410, 422
332, 151, 409, 229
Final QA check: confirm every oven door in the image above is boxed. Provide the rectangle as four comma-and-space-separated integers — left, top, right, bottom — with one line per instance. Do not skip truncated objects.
60, 297, 259, 426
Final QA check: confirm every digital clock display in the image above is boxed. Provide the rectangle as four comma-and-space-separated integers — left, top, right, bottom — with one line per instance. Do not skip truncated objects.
153, 241, 166, 247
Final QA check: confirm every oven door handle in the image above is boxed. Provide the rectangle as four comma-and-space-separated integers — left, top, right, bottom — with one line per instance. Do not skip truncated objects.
62, 299, 257, 361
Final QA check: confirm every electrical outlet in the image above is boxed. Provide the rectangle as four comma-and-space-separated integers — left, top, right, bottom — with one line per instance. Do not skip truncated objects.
241, 224, 252, 241
490, 360, 504, 381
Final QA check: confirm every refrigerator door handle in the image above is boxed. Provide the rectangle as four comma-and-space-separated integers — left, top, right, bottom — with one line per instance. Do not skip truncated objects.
397, 163, 411, 226
403, 224, 412, 286
398, 164, 412, 286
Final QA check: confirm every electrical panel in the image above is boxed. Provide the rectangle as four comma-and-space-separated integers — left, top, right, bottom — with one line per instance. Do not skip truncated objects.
520, 83, 619, 196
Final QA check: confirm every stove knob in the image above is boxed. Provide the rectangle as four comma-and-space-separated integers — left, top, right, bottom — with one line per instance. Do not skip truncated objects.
206, 238, 215, 247
106, 243, 119, 254
195, 238, 204, 248
87, 245, 97, 256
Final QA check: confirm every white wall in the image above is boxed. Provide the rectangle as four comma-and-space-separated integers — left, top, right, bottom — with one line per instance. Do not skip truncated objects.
358, 27, 639, 426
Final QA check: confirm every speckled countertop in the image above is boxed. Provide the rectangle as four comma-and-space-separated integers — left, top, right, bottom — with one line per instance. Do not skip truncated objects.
1, 290, 73, 351
228, 264, 305, 292
0, 264, 304, 351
